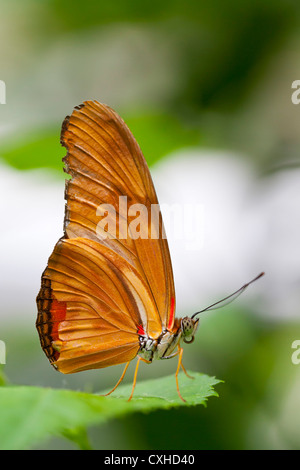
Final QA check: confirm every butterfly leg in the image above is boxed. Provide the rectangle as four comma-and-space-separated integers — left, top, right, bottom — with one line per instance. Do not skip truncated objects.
179, 347, 194, 379
161, 348, 192, 378
103, 361, 131, 397
128, 356, 141, 401
127, 356, 151, 401
180, 361, 194, 379
175, 346, 186, 402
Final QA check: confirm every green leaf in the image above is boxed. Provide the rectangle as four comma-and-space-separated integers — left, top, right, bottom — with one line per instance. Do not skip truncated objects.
0, 372, 221, 450
104, 370, 220, 406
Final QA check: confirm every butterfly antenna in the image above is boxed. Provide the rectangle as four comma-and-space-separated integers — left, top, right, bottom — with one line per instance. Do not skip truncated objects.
191, 272, 265, 319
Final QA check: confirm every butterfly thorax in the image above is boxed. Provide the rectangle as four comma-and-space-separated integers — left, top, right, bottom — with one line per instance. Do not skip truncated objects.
138, 317, 199, 363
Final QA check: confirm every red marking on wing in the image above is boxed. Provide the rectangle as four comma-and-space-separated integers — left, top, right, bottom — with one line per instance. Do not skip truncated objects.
167, 297, 175, 331
137, 324, 145, 336
51, 299, 67, 342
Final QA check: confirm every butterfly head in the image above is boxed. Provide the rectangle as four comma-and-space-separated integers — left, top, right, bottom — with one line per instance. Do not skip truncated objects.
180, 317, 199, 344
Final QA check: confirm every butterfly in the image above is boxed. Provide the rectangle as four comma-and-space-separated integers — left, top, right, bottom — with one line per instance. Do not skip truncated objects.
36, 101, 264, 401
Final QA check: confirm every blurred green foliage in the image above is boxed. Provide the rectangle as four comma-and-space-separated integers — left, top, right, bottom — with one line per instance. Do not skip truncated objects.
0, 129, 62, 171
43, 0, 298, 114
0, 112, 201, 171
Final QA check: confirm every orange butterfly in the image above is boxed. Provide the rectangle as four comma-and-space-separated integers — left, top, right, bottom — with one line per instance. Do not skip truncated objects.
36, 101, 263, 401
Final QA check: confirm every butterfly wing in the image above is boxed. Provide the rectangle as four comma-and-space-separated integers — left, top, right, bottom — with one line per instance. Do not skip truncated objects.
36, 237, 158, 373
61, 101, 175, 333
36, 101, 175, 373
